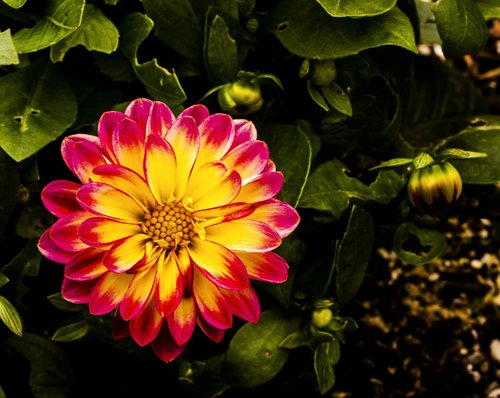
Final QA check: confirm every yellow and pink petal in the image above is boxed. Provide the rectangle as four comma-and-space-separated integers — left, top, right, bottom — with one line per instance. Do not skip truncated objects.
65, 248, 108, 281
167, 295, 197, 346
236, 251, 289, 283
234, 171, 284, 203
221, 285, 260, 323
41, 180, 82, 217
178, 104, 209, 125
102, 234, 149, 273
79, 217, 142, 247
98, 111, 127, 162
129, 298, 163, 346
247, 199, 300, 238
195, 114, 234, 168
231, 119, 257, 149
146, 101, 175, 137
62, 277, 97, 304
125, 97, 154, 133
119, 265, 157, 320
111, 118, 146, 176
88, 272, 134, 315
49, 211, 92, 252
62, 138, 107, 183
151, 323, 187, 363
222, 140, 269, 183
38, 229, 75, 264
154, 252, 183, 317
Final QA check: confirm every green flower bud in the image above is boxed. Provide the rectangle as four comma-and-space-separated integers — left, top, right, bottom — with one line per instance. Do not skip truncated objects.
218, 79, 263, 116
407, 160, 462, 217
309, 59, 337, 87
312, 308, 334, 329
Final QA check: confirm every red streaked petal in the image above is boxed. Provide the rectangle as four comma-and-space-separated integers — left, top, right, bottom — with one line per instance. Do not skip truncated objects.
77, 182, 144, 222
236, 251, 288, 283
125, 98, 154, 132
41, 180, 81, 217
62, 139, 107, 183
155, 252, 183, 317
112, 312, 130, 340
167, 295, 196, 346
193, 269, 232, 329
247, 199, 300, 238
79, 217, 141, 247
38, 229, 75, 263
119, 265, 156, 320
262, 159, 276, 173
205, 219, 281, 253
151, 324, 186, 363
195, 114, 234, 168
193, 202, 255, 228
112, 118, 146, 176
185, 161, 241, 211
222, 140, 269, 182
234, 171, 284, 203
65, 248, 108, 281
92, 164, 155, 209
232, 119, 257, 148
221, 285, 260, 323
164, 116, 200, 197
176, 248, 192, 286
130, 298, 163, 346
197, 315, 225, 343
62, 277, 97, 304
178, 104, 209, 125
146, 101, 175, 137
98, 111, 126, 162
50, 211, 92, 252
89, 272, 134, 315
188, 237, 248, 290
103, 234, 149, 273
144, 134, 177, 204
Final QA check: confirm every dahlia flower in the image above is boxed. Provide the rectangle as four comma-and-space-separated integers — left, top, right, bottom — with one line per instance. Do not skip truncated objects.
38, 98, 300, 362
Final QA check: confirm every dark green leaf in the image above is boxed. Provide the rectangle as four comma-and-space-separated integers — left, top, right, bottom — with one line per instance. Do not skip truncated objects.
0, 384, 5, 398
13, 0, 85, 53
51, 320, 89, 342
315, 0, 397, 17
307, 80, 329, 111
223, 308, 301, 388
2, 0, 27, 8
0, 295, 23, 336
0, 273, 8, 288
336, 205, 374, 306
0, 59, 77, 162
47, 293, 85, 312
1, 240, 41, 296
0, 150, 19, 239
0, 29, 19, 65
50, 4, 119, 62
321, 83, 352, 116
205, 14, 238, 85
93, 52, 136, 82
393, 222, 447, 265
272, 0, 417, 59
476, 0, 500, 19
279, 328, 314, 349
314, 340, 339, 394
15, 203, 54, 239
369, 157, 413, 171
433, 0, 488, 58
415, 0, 442, 44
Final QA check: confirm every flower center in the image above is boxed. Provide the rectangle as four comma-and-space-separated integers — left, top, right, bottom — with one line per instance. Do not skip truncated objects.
140, 202, 195, 250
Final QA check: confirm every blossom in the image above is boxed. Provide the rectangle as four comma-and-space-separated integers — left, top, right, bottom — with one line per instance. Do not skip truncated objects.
38, 98, 300, 362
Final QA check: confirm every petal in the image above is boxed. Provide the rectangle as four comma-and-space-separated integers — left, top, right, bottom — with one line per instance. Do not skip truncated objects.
38, 229, 75, 263
41, 180, 81, 217
65, 248, 109, 281
222, 140, 269, 183
62, 277, 97, 304
221, 285, 260, 323
176, 248, 193, 287
144, 134, 177, 204
188, 237, 248, 290
195, 114, 234, 168
193, 202, 255, 228
50, 211, 92, 251
125, 98, 154, 132
120, 265, 157, 320
92, 164, 155, 210
103, 234, 149, 273
112, 312, 130, 340
155, 252, 183, 317
89, 272, 134, 315
151, 324, 186, 363
146, 101, 175, 137
205, 219, 281, 253
77, 182, 144, 223
167, 295, 196, 346
185, 161, 241, 211
247, 199, 300, 238
79, 217, 142, 247
234, 171, 284, 203
62, 138, 107, 183
164, 116, 200, 197
197, 316, 225, 343
193, 269, 232, 329
98, 111, 127, 162
130, 298, 163, 346
178, 104, 209, 125
236, 251, 288, 283
232, 119, 257, 149
112, 118, 146, 176
262, 159, 276, 173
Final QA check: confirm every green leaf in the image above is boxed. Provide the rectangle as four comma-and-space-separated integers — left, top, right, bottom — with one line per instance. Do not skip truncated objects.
279, 328, 314, 349
315, 0, 397, 17
321, 83, 352, 116
15, 203, 54, 239
0, 150, 19, 240
47, 292, 85, 312
119, 13, 186, 108
1, 240, 41, 297
51, 320, 89, 342
141, 0, 204, 66
13, 0, 85, 53
260, 123, 312, 207
436, 116, 500, 184
393, 222, 447, 265
272, 0, 417, 59
0, 29, 19, 65
50, 4, 119, 62
205, 14, 238, 85
433, 0, 488, 58
369, 157, 414, 171
0, 295, 23, 336
0, 58, 77, 162
476, 0, 500, 19
307, 80, 329, 111
0, 384, 5, 398
6, 333, 73, 397
93, 52, 136, 82
335, 205, 374, 306
2, 0, 27, 8
435, 148, 488, 161
299, 159, 405, 218
223, 308, 301, 388
314, 339, 340, 394
0, 273, 8, 288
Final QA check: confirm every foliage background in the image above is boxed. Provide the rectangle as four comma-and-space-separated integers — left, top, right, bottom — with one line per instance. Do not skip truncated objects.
0, 0, 500, 396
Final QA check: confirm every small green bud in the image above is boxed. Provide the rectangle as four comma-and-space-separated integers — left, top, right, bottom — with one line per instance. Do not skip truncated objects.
218, 80, 263, 116
246, 18, 259, 33
312, 308, 334, 329
309, 59, 337, 87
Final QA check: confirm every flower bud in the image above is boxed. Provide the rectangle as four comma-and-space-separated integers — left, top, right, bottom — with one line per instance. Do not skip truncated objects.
407, 160, 462, 216
312, 308, 334, 329
218, 79, 263, 116
309, 59, 337, 87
